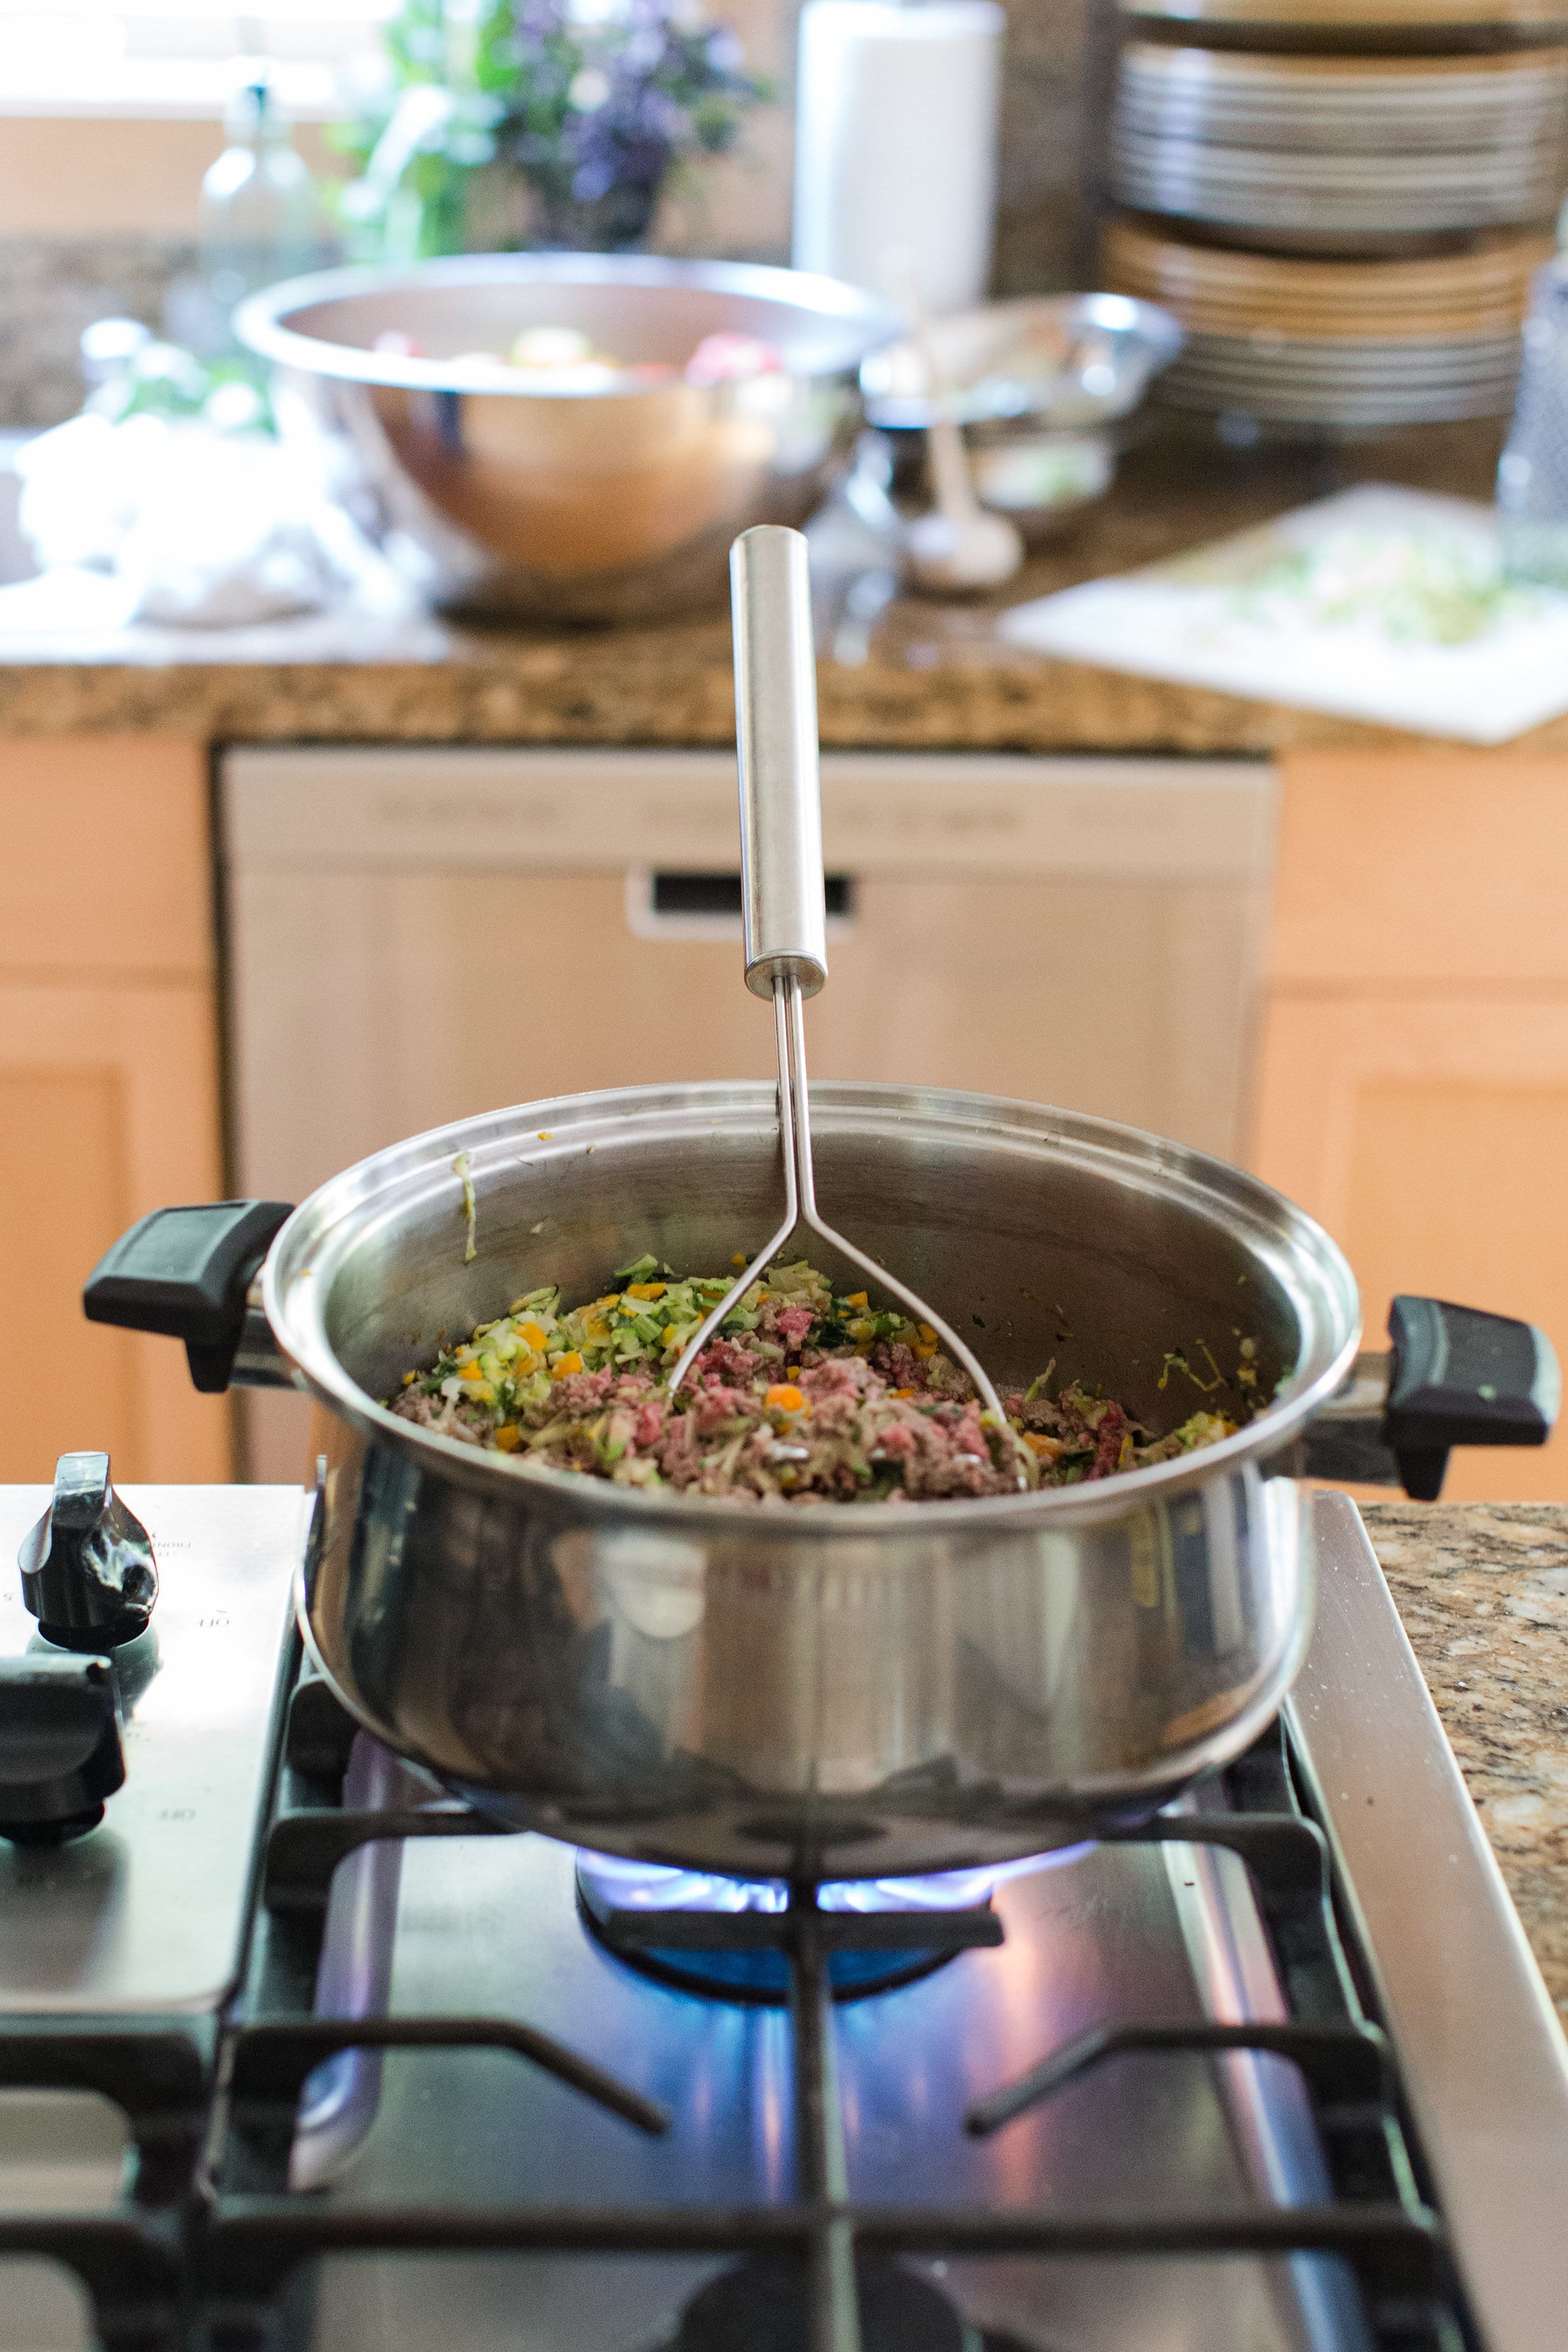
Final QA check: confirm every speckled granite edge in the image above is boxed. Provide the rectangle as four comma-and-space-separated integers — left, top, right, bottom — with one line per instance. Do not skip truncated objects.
1361, 1502, 1568, 2027
1, 640, 1567, 754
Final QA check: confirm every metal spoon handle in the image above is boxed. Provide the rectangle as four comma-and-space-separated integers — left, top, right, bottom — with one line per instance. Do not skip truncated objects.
730, 525, 828, 1002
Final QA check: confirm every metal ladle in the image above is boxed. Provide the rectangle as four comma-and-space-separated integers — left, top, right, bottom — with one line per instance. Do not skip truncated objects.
668, 525, 1025, 1482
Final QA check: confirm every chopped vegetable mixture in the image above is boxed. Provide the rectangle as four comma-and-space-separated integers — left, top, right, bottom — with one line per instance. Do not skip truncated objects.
389, 1258, 1243, 1504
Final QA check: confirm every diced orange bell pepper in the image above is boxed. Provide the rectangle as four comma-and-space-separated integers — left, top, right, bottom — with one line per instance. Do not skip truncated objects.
764, 1382, 809, 1416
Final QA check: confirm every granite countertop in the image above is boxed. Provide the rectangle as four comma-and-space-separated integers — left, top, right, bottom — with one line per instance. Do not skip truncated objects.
3, 416, 1564, 756
1362, 1501, 1568, 2028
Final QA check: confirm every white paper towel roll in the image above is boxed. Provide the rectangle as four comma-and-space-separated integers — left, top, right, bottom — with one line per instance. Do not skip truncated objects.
792, 0, 1004, 318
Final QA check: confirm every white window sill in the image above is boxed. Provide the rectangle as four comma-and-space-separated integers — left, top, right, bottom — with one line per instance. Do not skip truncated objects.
0, 62, 350, 122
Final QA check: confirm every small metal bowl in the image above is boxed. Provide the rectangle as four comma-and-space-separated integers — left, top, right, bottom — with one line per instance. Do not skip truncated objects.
236, 253, 899, 625
859, 291, 1184, 433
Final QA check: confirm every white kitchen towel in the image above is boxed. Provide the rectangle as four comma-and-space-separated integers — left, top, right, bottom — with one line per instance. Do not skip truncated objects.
1001, 483, 1568, 744
791, 0, 1004, 316
14, 409, 409, 629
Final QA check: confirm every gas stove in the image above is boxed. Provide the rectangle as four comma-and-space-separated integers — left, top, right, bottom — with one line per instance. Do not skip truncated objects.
1, 1469, 1566, 2352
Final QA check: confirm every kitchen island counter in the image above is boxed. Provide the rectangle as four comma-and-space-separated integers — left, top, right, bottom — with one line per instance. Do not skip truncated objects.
1, 419, 1561, 755
1364, 1500, 1568, 2029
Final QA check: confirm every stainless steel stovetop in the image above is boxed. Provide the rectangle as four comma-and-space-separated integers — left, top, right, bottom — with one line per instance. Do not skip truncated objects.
1, 1480, 1566, 2352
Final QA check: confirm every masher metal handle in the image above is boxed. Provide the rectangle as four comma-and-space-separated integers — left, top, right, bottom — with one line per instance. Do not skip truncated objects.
732, 525, 828, 1002
670, 529, 1027, 1486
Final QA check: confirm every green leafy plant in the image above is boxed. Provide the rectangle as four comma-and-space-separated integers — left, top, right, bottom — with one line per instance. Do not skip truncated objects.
335, 0, 769, 261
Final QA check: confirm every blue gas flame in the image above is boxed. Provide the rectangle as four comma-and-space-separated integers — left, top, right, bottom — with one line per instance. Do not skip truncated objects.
576, 1845, 1096, 1917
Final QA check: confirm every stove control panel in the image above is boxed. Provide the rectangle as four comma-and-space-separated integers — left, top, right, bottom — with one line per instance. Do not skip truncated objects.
0, 1456, 159, 1849
0, 1480, 304, 2015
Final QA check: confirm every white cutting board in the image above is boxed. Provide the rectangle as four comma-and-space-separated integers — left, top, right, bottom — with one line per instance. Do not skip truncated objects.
1002, 483, 1568, 744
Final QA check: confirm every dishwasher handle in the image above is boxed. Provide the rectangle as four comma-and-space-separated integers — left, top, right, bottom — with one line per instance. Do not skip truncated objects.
84, 1200, 295, 1392
627, 870, 856, 936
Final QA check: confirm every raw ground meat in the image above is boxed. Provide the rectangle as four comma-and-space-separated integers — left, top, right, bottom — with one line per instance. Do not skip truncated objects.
389, 1258, 1243, 1507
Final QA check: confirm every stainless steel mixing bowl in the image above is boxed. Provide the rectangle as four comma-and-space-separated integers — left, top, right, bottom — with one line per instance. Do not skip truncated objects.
235, 253, 899, 623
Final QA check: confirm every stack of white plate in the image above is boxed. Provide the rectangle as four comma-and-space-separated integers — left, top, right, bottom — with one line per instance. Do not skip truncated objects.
1117, 40, 1568, 149
1111, 44, 1568, 240
1104, 217, 1552, 425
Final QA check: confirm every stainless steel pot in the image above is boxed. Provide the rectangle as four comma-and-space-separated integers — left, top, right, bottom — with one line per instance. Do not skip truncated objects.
84, 1085, 1556, 1882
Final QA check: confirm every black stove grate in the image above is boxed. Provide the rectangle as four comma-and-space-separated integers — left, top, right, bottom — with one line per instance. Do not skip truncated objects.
0, 1629, 1475, 2352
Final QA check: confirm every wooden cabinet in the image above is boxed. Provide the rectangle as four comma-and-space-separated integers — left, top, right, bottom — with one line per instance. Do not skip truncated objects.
1252, 754, 1568, 1502
0, 739, 227, 1483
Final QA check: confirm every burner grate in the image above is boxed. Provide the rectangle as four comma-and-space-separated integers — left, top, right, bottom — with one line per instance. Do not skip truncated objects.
0, 1633, 1476, 2352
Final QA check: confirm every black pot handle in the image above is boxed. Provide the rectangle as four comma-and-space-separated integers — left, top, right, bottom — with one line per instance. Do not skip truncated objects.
1303, 1296, 1560, 1499
83, 1201, 295, 1394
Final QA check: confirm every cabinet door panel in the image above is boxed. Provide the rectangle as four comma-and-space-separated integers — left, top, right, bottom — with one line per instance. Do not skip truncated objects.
1254, 993, 1568, 1501
0, 736, 210, 979
0, 981, 227, 1482
1271, 754, 1568, 988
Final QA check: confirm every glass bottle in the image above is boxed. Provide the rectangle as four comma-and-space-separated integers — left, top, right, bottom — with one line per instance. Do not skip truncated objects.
199, 67, 319, 331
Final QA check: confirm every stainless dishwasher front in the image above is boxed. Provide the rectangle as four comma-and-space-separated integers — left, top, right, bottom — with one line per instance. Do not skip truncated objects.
220, 745, 1276, 1479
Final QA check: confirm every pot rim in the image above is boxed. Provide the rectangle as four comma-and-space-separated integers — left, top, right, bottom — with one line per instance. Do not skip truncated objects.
262, 1078, 1362, 1535
234, 252, 902, 400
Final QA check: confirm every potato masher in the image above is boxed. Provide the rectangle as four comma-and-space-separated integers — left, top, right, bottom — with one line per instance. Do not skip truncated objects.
667, 525, 1024, 1481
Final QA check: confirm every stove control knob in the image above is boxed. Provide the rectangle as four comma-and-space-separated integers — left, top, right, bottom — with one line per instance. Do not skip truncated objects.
0, 1654, 125, 1844
18, 1452, 157, 1650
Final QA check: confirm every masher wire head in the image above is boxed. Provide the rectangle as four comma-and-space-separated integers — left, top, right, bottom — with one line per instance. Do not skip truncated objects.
668, 985, 1022, 1479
